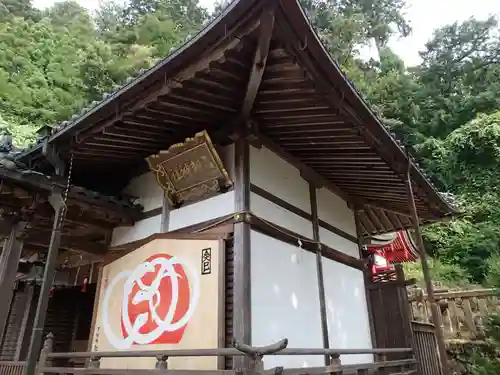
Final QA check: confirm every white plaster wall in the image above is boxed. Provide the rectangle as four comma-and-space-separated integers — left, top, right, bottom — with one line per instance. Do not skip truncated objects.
111, 215, 162, 247
123, 172, 163, 212
169, 191, 235, 231
111, 172, 163, 247
110, 144, 236, 245
322, 258, 373, 365
251, 231, 323, 369
317, 188, 356, 236
251, 193, 313, 239
250, 146, 311, 214
319, 228, 359, 258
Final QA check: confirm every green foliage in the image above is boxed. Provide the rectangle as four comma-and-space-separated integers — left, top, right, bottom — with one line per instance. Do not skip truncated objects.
0, 114, 33, 147
0, 0, 207, 143
421, 112, 500, 283
403, 258, 471, 288
299, 0, 411, 63
0, 0, 40, 21
485, 254, 500, 288
466, 315, 500, 375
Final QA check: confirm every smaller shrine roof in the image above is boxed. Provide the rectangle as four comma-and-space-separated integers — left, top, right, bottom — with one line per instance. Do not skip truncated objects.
0, 140, 143, 257
367, 230, 419, 263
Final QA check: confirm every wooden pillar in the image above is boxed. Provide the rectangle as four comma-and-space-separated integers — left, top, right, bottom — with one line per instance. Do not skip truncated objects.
15, 283, 36, 360
354, 211, 377, 350
309, 184, 330, 365
233, 136, 251, 368
24, 192, 64, 375
161, 195, 170, 232
0, 237, 9, 280
406, 171, 449, 375
0, 223, 25, 342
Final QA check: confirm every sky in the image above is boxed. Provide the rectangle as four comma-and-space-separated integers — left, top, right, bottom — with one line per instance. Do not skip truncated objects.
32, 0, 500, 66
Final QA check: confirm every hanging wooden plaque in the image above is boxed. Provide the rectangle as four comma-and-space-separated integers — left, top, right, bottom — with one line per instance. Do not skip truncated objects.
146, 131, 232, 206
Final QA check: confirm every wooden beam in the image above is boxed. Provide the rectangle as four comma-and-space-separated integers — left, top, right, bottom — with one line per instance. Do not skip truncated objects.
67, 190, 143, 222
24, 192, 64, 375
232, 136, 251, 369
309, 183, 330, 365
354, 211, 377, 349
160, 195, 170, 233
406, 167, 450, 375
240, 2, 277, 118
248, 214, 363, 270
23, 234, 107, 257
274, 20, 442, 213
75, 18, 262, 144
15, 283, 36, 361
358, 200, 413, 218
258, 132, 355, 203
0, 223, 25, 343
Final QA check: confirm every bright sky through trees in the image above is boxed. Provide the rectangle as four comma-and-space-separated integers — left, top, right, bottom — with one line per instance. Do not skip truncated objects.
32, 0, 500, 66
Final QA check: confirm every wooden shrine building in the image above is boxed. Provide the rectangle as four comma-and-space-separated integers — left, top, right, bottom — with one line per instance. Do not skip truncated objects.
0, 1, 458, 375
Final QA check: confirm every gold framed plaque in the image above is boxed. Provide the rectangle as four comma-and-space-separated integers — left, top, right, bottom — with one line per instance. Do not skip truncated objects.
146, 131, 232, 206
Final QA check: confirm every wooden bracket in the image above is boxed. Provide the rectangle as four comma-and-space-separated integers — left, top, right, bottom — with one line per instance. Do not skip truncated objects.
42, 140, 65, 177
240, 3, 277, 119
48, 191, 64, 211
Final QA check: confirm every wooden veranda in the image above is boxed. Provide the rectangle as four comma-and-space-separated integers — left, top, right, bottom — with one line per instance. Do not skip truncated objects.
1, 335, 418, 375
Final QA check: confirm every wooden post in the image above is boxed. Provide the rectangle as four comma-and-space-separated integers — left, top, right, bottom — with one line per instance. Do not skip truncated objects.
309, 183, 330, 365
330, 354, 342, 375
354, 211, 377, 350
24, 192, 64, 375
406, 169, 449, 375
15, 283, 36, 360
160, 194, 170, 232
88, 357, 101, 369
233, 136, 251, 368
0, 222, 25, 342
155, 355, 169, 370
36, 333, 53, 375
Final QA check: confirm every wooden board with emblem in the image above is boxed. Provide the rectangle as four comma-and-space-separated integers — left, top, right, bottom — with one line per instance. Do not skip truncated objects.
146, 131, 232, 207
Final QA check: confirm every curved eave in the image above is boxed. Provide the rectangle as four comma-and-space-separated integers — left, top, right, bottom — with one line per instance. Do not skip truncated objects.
17, 0, 263, 160
277, 0, 456, 218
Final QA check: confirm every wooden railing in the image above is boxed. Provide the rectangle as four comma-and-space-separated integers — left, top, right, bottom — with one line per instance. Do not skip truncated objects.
0, 361, 25, 375
409, 288, 500, 341
35, 334, 417, 375
411, 321, 441, 375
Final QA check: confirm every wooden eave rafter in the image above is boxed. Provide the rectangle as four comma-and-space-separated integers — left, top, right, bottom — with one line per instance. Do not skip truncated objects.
22, 235, 107, 257
0, 167, 140, 220
15, 0, 456, 236
274, 2, 455, 221
240, 3, 276, 120
0, 168, 141, 258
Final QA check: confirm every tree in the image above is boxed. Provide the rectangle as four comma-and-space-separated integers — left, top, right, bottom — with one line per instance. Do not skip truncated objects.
421, 112, 500, 283
0, 2, 151, 132
415, 17, 500, 139
345, 0, 411, 54
0, 0, 40, 21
